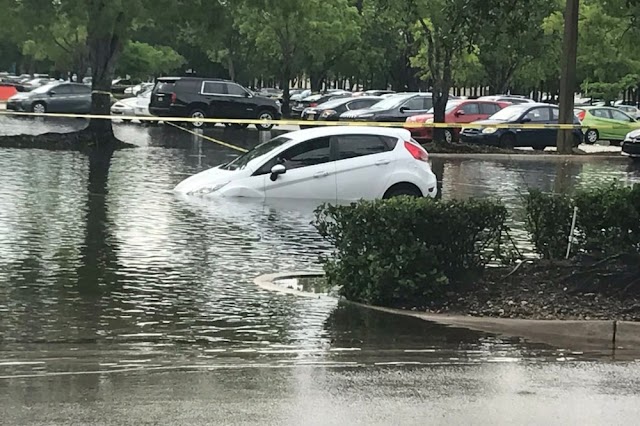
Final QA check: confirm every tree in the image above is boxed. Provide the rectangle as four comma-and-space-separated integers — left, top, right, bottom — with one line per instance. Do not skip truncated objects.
409, 0, 492, 142
116, 41, 185, 81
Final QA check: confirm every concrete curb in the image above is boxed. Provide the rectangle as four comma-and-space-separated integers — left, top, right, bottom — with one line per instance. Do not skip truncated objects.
429, 152, 625, 161
255, 271, 640, 356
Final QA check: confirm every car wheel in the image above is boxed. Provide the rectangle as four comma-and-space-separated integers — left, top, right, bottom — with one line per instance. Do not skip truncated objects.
383, 183, 423, 199
443, 129, 454, 144
610, 140, 622, 147
499, 133, 515, 149
256, 110, 275, 131
584, 129, 598, 144
188, 109, 207, 128
532, 145, 545, 151
32, 102, 46, 114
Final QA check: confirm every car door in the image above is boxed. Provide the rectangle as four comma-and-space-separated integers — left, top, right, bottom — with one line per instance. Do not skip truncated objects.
48, 84, 74, 112
397, 96, 430, 121
458, 102, 483, 123
263, 136, 336, 201
200, 81, 232, 118
479, 102, 500, 120
609, 109, 640, 141
589, 108, 615, 140
72, 84, 92, 113
334, 134, 396, 200
519, 106, 552, 147
225, 82, 255, 119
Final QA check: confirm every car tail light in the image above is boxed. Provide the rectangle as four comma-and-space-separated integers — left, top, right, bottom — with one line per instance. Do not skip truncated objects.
309, 102, 318, 107
404, 141, 429, 162
170, 92, 177, 103
576, 110, 586, 121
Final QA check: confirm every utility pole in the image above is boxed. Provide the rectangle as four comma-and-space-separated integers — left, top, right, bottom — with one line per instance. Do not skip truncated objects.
556, 0, 580, 154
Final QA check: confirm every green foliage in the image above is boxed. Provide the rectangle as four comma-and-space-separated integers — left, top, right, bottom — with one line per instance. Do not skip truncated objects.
523, 183, 640, 259
314, 197, 511, 307
574, 183, 640, 254
117, 41, 185, 80
522, 189, 574, 260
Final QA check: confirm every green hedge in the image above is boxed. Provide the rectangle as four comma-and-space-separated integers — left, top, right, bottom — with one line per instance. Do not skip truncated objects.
523, 182, 640, 259
314, 197, 511, 307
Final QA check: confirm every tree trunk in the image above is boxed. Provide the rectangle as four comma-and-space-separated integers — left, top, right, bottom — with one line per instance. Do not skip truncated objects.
85, 1, 126, 140
556, 0, 580, 154
432, 77, 450, 144
281, 64, 292, 116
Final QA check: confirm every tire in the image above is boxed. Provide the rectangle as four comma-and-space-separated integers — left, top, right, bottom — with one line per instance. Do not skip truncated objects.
443, 129, 454, 144
32, 102, 46, 114
383, 184, 423, 199
122, 119, 131, 123
256, 110, 275, 131
610, 140, 622, 147
188, 108, 207, 128
499, 133, 515, 149
532, 145, 545, 151
584, 129, 598, 145
573, 133, 582, 147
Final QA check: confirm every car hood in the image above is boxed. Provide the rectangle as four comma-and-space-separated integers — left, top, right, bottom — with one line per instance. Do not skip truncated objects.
627, 128, 640, 140
174, 166, 246, 195
471, 119, 507, 126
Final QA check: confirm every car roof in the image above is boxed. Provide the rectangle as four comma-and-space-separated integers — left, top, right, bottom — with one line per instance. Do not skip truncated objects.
581, 106, 617, 110
156, 76, 231, 82
283, 126, 411, 142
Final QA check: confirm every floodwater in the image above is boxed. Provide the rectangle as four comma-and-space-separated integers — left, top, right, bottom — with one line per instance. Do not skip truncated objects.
1, 117, 640, 424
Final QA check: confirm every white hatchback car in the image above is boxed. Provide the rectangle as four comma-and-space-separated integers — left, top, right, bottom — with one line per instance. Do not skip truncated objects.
174, 127, 438, 201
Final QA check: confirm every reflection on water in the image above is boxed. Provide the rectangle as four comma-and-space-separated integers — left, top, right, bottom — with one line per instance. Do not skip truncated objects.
1, 123, 639, 377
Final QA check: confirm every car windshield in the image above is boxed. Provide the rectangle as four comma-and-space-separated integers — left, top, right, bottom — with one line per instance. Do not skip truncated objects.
489, 105, 531, 121
426, 101, 462, 114
317, 97, 350, 109
31, 83, 59, 94
221, 136, 291, 171
369, 94, 416, 110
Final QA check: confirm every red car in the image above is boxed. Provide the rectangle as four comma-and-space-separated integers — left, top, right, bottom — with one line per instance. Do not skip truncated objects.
405, 99, 511, 143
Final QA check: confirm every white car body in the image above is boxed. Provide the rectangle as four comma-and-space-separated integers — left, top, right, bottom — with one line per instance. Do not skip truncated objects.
622, 129, 640, 158
478, 95, 535, 105
174, 127, 438, 201
111, 91, 151, 120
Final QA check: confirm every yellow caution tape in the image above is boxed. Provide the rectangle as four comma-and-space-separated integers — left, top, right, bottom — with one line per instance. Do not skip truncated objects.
0, 110, 629, 130
166, 122, 248, 153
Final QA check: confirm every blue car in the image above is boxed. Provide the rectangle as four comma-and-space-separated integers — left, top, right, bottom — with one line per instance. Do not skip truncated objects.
459, 103, 583, 150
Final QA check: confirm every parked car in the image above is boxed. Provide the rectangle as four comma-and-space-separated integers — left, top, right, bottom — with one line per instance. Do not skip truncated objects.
149, 77, 282, 130
111, 78, 134, 94
459, 103, 583, 149
174, 127, 437, 201
111, 87, 152, 122
622, 129, 640, 159
6, 82, 92, 113
124, 82, 153, 96
617, 105, 640, 120
478, 95, 535, 105
291, 93, 351, 117
405, 99, 510, 143
290, 89, 312, 102
340, 93, 434, 122
19, 78, 55, 92
574, 106, 640, 146
300, 96, 383, 126
257, 88, 283, 100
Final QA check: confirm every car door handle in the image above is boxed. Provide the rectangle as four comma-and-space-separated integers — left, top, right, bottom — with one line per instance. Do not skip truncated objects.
313, 171, 329, 178
375, 160, 391, 166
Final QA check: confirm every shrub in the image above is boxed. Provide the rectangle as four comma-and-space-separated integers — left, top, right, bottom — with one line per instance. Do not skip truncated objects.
574, 182, 640, 254
314, 197, 511, 307
522, 189, 574, 259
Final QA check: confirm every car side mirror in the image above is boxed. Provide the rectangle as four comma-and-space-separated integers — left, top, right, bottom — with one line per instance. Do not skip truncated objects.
244, 91, 252, 98
270, 164, 286, 181
48, 91, 55, 96
520, 117, 532, 124
455, 110, 465, 117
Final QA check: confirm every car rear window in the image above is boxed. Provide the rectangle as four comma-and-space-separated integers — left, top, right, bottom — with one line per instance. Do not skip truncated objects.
155, 81, 177, 94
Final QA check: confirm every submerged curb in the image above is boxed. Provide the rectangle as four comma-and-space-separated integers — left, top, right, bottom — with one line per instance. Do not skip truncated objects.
255, 271, 640, 356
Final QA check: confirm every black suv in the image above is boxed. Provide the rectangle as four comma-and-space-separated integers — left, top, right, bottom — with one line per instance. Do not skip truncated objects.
149, 77, 282, 130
